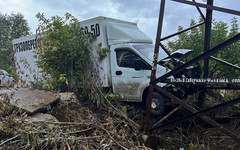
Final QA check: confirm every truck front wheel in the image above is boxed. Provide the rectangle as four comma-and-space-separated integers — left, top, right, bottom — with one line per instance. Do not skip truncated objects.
146, 92, 165, 116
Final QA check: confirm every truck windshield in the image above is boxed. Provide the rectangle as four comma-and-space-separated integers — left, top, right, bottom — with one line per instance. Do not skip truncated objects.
133, 44, 168, 61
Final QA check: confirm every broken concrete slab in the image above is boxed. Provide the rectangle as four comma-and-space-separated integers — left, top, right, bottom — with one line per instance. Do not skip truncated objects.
51, 92, 93, 122
0, 89, 14, 95
9, 88, 60, 115
59, 92, 78, 103
58, 92, 79, 109
26, 113, 59, 122
0, 89, 15, 100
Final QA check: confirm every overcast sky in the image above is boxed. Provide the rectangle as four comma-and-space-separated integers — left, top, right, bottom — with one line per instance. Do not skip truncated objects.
1, 0, 240, 41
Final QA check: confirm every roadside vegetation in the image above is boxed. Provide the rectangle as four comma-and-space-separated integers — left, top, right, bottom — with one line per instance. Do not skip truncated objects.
0, 13, 30, 79
35, 13, 96, 92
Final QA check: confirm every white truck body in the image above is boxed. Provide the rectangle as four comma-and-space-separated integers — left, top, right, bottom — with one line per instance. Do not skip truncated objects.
79, 16, 168, 102
12, 34, 40, 86
13, 16, 169, 103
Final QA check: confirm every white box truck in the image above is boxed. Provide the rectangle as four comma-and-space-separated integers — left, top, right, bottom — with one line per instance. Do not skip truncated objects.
79, 16, 171, 115
13, 16, 200, 115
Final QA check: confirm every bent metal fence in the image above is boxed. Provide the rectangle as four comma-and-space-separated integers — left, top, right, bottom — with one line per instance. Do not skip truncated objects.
146, 0, 240, 143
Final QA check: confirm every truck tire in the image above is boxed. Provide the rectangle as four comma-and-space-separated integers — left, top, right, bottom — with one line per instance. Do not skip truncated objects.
146, 92, 165, 116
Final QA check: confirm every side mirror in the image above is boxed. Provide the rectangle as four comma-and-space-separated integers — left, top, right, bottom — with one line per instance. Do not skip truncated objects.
134, 59, 144, 71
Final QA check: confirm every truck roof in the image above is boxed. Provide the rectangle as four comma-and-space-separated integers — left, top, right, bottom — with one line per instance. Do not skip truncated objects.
80, 16, 137, 27
80, 16, 152, 45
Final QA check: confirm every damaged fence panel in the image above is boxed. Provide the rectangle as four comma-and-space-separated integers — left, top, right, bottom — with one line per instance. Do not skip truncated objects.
152, 85, 240, 143
151, 33, 240, 84
151, 96, 240, 130
146, 2, 240, 144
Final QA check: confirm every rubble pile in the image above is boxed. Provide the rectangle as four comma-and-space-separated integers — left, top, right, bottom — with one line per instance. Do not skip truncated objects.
0, 88, 144, 149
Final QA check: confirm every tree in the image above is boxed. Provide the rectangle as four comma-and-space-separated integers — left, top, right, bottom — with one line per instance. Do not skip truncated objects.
224, 17, 240, 77
36, 13, 95, 91
0, 12, 30, 73
167, 17, 240, 78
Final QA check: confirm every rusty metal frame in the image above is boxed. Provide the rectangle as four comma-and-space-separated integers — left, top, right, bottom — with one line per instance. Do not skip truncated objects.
210, 56, 240, 71
171, 0, 240, 16
151, 86, 240, 143
160, 22, 205, 41
152, 33, 240, 84
151, 95, 240, 130
203, 0, 213, 78
192, 0, 206, 20
145, 0, 166, 127
145, 0, 240, 143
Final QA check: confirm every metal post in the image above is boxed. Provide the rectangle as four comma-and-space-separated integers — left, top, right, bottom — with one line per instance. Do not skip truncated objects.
203, 0, 213, 78
200, 0, 214, 107
145, 0, 166, 128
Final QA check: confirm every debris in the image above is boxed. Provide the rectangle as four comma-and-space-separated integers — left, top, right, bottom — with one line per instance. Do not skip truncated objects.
58, 92, 78, 103
8, 88, 60, 114
0, 89, 144, 149
26, 113, 58, 122
1, 86, 240, 149
51, 97, 93, 122
0, 89, 14, 100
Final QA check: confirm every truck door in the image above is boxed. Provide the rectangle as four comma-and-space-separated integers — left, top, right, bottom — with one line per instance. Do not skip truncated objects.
110, 45, 151, 102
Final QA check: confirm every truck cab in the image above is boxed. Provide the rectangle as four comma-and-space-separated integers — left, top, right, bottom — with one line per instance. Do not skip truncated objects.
110, 43, 170, 115
110, 43, 167, 102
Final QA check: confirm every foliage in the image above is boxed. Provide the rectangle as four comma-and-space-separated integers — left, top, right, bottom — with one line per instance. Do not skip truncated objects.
96, 43, 111, 61
0, 13, 30, 74
167, 17, 240, 78
36, 13, 95, 91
